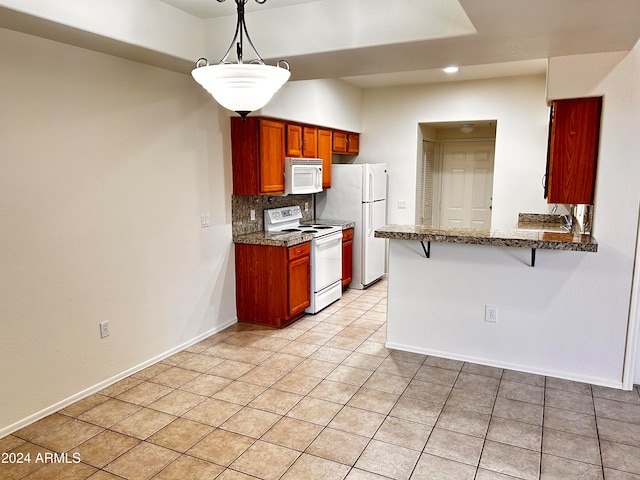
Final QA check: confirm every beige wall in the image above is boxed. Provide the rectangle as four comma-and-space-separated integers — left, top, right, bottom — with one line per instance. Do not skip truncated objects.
259, 78, 363, 133
0, 28, 236, 435
360, 74, 550, 230
369, 45, 640, 387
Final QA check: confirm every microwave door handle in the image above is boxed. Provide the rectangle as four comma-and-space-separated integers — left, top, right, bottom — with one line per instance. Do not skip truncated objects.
316, 167, 322, 190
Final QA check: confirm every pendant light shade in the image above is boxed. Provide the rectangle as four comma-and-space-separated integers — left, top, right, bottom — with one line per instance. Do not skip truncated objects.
192, 62, 290, 118
192, 0, 290, 119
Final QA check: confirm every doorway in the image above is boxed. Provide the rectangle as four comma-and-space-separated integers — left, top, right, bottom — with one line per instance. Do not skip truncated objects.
439, 141, 495, 229
417, 121, 497, 229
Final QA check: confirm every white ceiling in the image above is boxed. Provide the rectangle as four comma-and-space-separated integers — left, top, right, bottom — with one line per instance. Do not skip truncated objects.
160, 0, 321, 18
1, 0, 639, 88
160, 0, 640, 87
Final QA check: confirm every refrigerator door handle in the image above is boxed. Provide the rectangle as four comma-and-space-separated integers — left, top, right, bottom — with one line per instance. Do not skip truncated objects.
368, 203, 373, 236
368, 170, 374, 202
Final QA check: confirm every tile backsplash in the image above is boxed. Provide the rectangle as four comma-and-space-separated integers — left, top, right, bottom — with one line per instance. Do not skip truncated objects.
232, 194, 314, 236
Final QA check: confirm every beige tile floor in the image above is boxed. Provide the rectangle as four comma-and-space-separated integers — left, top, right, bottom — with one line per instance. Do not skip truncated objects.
3, 279, 640, 479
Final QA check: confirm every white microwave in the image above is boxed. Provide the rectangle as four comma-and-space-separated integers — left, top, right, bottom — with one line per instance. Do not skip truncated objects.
284, 157, 323, 195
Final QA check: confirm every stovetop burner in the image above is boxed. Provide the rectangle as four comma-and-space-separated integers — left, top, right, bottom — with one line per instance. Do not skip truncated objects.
264, 206, 342, 238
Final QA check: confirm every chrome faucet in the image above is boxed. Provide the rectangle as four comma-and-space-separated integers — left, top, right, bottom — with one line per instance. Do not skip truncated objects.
561, 205, 574, 232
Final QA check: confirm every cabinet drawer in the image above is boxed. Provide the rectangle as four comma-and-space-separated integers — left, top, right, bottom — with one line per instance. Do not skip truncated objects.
342, 228, 354, 241
288, 242, 311, 260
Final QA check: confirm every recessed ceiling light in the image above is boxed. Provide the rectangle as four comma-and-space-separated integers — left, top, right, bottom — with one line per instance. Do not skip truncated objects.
443, 66, 459, 74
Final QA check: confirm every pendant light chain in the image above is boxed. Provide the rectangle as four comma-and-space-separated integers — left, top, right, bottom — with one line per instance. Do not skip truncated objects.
219, 0, 267, 65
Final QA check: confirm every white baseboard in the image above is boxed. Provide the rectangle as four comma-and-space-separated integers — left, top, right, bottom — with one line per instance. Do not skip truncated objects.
0, 318, 237, 439
385, 341, 626, 391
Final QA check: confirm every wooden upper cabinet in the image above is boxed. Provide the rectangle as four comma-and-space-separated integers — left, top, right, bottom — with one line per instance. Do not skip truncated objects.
260, 120, 287, 194
317, 128, 332, 188
231, 117, 286, 195
302, 127, 317, 157
545, 96, 602, 205
332, 131, 360, 154
287, 124, 318, 157
332, 131, 347, 154
286, 124, 303, 157
347, 132, 360, 154
231, 117, 358, 195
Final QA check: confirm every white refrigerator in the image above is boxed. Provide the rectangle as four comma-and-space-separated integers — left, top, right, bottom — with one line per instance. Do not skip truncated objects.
316, 163, 387, 289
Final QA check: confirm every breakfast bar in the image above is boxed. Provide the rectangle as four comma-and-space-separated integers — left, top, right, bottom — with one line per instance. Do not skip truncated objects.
375, 221, 597, 267
373, 219, 603, 383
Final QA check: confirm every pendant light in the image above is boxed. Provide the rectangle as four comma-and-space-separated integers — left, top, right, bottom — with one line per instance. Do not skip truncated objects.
192, 0, 291, 119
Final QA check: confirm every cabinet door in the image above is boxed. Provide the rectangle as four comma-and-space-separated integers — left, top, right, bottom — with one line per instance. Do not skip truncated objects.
332, 131, 347, 154
302, 127, 318, 157
347, 133, 360, 154
288, 255, 310, 317
317, 128, 332, 188
231, 117, 260, 195
546, 97, 602, 204
287, 124, 303, 157
342, 229, 354, 287
260, 119, 286, 194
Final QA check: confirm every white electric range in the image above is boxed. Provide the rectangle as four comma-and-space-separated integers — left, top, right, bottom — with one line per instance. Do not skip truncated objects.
264, 206, 342, 314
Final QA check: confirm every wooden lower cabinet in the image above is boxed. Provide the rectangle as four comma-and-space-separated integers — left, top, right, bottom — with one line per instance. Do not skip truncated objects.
235, 242, 311, 328
342, 228, 354, 288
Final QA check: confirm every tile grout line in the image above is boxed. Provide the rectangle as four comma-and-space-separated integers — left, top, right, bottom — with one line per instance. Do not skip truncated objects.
472, 368, 503, 480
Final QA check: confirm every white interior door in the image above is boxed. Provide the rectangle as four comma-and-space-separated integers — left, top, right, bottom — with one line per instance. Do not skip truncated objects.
439, 142, 494, 229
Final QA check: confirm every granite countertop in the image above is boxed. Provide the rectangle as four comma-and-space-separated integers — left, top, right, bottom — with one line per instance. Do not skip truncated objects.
233, 219, 355, 247
375, 224, 597, 252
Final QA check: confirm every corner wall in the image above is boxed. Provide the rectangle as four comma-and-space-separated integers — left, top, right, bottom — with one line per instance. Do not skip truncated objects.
360, 74, 550, 230
0, 28, 236, 435
548, 46, 640, 386
373, 47, 640, 386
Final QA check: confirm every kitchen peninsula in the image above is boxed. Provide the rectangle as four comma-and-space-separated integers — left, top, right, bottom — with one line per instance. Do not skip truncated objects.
376, 222, 597, 256
374, 220, 603, 385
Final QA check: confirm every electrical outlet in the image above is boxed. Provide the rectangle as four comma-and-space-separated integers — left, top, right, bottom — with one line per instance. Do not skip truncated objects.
99, 321, 110, 338
250, 209, 256, 221
200, 214, 210, 228
485, 304, 498, 323
304, 202, 309, 212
